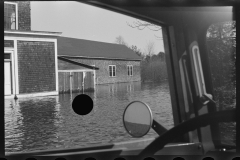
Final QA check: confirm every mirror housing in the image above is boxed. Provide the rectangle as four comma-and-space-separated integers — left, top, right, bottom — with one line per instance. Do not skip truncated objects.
123, 101, 153, 137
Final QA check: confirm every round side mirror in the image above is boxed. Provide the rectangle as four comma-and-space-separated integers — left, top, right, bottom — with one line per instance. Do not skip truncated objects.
123, 101, 153, 137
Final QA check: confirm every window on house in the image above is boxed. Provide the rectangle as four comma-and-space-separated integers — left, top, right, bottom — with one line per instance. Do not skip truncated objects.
4, 2, 17, 30
127, 65, 133, 76
109, 65, 116, 77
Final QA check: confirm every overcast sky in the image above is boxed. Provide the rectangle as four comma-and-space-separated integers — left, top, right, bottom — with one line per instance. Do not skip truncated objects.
31, 1, 164, 54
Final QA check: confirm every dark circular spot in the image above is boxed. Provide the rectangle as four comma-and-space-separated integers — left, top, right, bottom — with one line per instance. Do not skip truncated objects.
72, 94, 93, 115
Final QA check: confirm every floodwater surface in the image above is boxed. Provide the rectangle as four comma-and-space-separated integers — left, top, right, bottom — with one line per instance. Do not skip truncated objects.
5, 81, 173, 152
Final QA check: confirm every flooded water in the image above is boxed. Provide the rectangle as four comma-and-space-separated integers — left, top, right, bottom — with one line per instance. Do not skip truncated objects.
5, 81, 174, 153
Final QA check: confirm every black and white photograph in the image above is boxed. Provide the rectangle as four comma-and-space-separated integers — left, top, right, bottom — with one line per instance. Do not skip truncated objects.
3, 1, 237, 159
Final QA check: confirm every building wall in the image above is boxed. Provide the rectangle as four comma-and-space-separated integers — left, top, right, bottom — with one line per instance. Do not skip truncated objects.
61, 58, 141, 84
58, 59, 88, 70
17, 1, 31, 31
4, 1, 31, 31
58, 59, 95, 93
17, 41, 56, 94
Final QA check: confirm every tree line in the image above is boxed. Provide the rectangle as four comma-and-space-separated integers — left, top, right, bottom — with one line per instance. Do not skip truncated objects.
116, 19, 236, 109
126, 19, 236, 144
115, 36, 168, 83
206, 21, 236, 110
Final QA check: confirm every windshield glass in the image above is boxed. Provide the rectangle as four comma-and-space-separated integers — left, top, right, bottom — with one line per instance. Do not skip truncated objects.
4, 1, 173, 153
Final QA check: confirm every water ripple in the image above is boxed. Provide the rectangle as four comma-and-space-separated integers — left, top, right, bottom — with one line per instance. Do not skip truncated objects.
5, 81, 173, 152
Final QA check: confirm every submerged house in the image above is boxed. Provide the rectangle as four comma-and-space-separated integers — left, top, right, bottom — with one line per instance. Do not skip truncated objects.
4, 1, 61, 98
57, 36, 141, 93
4, 1, 141, 98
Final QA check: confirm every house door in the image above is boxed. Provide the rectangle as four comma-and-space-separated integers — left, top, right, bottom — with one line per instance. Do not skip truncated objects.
4, 53, 12, 95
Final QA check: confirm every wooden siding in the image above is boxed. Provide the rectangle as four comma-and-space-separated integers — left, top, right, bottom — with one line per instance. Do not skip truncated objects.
59, 72, 70, 93
61, 58, 141, 84
72, 72, 83, 92
18, 1, 31, 31
17, 41, 56, 94
58, 59, 91, 70
58, 71, 94, 93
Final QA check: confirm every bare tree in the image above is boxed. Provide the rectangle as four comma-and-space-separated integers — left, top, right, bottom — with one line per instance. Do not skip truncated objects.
130, 45, 143, 58
127, 20, 161, 31
115, 35, 128, 46
127, 20, 163, 40
145, 41, 155, 56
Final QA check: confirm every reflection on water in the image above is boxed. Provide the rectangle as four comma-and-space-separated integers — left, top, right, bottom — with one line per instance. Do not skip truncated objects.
5, 81, 173, 152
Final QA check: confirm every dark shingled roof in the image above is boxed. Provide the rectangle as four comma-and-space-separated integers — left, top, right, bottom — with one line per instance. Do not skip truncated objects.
57, 36, 141, 61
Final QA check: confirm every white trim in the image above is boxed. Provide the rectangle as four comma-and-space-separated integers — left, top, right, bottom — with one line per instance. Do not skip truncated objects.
4, 39, 18, 96
4, 2, 18, 30
109, 65, 116, 77
54, 39, 58, 93
127, 65, 133, 76
4, 47, 14, 51
15, 91, 58, 99
82, 72, 85, 93
93, 65, 96, 90
11, 50, 16, 95
14, 39, 19, 94
4, 36, 57, 42
16, 3, 18, 31
4, 31, 61, 36
70, 72, 72, 94
4, 2, 18, 5
4, 50, 16, 96
4, 92, 58, 99
60, 55, 141, 61
58, 69, 94, 72
4, 95, 15, 99
4, 36, 59, 96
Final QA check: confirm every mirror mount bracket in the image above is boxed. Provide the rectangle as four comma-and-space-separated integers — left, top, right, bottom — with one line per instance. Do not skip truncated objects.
199, 93, 216, 106
123, 101, 168, 138
152, 119, 168, 136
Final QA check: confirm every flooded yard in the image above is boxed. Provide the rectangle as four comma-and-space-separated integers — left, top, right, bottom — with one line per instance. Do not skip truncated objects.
5, 81, 173, 153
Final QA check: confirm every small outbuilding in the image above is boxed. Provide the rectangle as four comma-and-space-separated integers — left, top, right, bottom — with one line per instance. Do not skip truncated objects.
58, 56, 99, 93
57, 36, 142, 93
